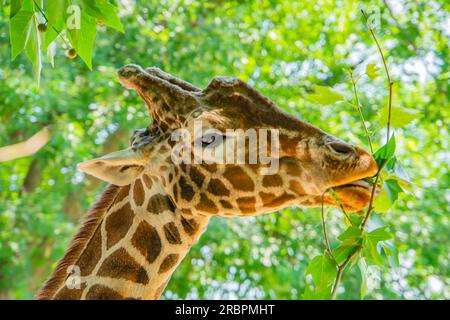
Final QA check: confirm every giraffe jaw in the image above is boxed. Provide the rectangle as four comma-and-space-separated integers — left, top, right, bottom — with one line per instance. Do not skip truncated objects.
328, 179, 380, 212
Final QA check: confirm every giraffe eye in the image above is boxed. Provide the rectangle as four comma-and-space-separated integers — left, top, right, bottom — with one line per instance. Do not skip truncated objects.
200, 132, 223, 147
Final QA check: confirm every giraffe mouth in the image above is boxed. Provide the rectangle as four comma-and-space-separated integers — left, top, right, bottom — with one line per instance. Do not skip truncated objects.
336, 179, 373, 191
328, 179, 381, 212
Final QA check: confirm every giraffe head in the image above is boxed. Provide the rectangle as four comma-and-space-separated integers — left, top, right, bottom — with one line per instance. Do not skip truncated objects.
79, 65, 378, 215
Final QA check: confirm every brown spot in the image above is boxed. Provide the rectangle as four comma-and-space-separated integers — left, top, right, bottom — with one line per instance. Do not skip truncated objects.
262, 174, 283, 187
223, 166, 254, 191
77, 227, 102, 276
190, 166, 205, 188
220, 199, 233, 209
168, 173, 173, 182
54, 283, 86, 300
283, 158, 302, 176
147, 194, 175, 214
142, 174, 153, 189
203, 163, 217, 173
105, 203, 134, 249
181, 208, 192, 215
163, 222, 182, 244
180, 217, 199, 236
289, 180, 305, 195
260, 191, 277, 206
280, 134, 298, 156
131, 220, 161, 264
236, 196, 256, 213
207, 178, 230, 196
85, 284, 124, 300
195, 193, 218, 214
97, 248, 149, 284
115, 185, 130, 203
306, 175, 313, 183
266, 193, 296, 208
158, 254, 179, 273
179, 176, 195, 201
133, 179, 145, 206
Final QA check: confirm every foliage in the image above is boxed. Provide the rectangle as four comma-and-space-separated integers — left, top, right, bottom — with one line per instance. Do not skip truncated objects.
0, 0, 448, 299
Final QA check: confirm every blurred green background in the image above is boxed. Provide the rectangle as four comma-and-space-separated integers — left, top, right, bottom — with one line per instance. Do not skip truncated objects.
0, 0, 448, 299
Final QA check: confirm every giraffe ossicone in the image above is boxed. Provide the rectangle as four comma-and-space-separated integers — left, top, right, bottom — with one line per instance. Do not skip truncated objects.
36, 65, 378, 300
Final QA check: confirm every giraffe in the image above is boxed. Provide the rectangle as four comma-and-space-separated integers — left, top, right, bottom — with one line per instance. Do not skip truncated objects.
36, 64, 378, 300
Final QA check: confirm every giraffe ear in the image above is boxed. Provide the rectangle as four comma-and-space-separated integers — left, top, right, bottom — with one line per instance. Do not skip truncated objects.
78, 148, 145, 186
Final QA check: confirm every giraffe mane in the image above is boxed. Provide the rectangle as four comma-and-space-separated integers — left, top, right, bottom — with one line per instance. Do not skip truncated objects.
34, 184, 120, 300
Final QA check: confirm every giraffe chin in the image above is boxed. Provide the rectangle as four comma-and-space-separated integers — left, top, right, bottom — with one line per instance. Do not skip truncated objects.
328, 179, 380, 213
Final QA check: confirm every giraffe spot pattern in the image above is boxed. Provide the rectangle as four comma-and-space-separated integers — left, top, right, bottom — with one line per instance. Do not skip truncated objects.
131, 220, 161, 264
207, 178, 230, 196
289, 180, 305, 195
223, 166, 255, 191
158, 254, 179, 274
105, 202, 134, 249
97, 248, 149, 284
195, 193, 219, 214
236, 196, 256, 213
77, 226, 102, 276
179, 176, 195, 201
259, 191, 276, 206
262, 174, 283, 187
189, 166, 205, 188
54, 282, 86, 300
180, 217, 199, 236
163, 222, 182, 244
142, 174, 153, 189
116, 185, 130, 203
132, 179, 145, 206
220, 199, 233, 209
266, 193, 296, 208
147, 194, 175, 214
85, 284, 125, 300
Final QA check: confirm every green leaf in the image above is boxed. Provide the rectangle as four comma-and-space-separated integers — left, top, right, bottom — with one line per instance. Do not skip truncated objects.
42, 0, 67, 50
366, 63, 380, 80
25, 16, 42, 85
83, 0, 124, 32
347, 213, 364, 227
307, 85, 345, 106
373, 134, 396, 168
67, 11, 97, 69
378, 105, 421, 127
338, 226, 362, 245
10, 0, 30, 18
373, 188, 392, 212
305, 253, 337, 299
333, 243, 360, 265
358, 258, 368, 299
380, 241, 399, 268
362, 227, 393, 267
9, 9, 34, 60
367, 226, 393, 242
384, 179, 403, 203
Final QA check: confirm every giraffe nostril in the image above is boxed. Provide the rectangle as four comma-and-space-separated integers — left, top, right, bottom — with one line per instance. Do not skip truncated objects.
328, 142, 355, 155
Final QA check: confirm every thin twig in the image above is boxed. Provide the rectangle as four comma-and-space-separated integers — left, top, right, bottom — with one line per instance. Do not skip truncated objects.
330, 10, 395, 300
361, 9, 394, 144
329, 188, 353, 226
349, 71, 374, 153
331, 252, 357, 299
321, 194, 338, 266
33, 0, 70, 47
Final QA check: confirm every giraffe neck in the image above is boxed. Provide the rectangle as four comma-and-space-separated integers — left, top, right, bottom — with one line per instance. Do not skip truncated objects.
36, 175, 209, 300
